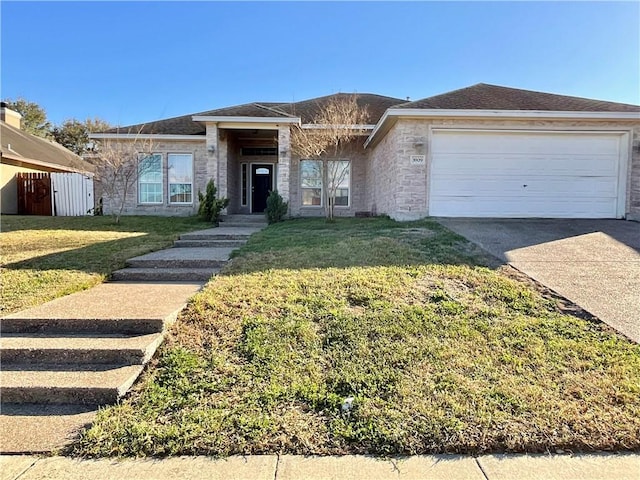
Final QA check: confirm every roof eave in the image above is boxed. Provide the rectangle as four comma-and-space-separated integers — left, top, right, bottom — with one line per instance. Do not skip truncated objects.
385, 108, 640, 119
89, 133, 205, 141
191, 116, 301, 124
365, 109, 640, 148
1, 152, 93, 174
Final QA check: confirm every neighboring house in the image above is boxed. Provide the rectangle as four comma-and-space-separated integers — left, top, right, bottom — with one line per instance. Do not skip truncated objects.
1, 103, 94, 214
91, 84, 640, 221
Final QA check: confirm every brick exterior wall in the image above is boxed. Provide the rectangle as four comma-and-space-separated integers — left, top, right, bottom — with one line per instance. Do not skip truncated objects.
100, 119, 639, 221
630, 127, 640, 221
367, 118, 640, 221
365, 128, 398, 217
289, 141, 368, 218
101, 139, 209, 216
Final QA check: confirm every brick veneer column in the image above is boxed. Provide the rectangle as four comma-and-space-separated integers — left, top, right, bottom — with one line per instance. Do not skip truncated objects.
205, 123, 218, 186
277, 126, 291, 202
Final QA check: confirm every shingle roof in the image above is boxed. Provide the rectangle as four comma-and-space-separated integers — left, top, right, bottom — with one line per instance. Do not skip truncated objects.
395, 83, 640, 112
274, 93, 406, 123
98, 86, 639, 136
102, 93, 406, 135
1, 121, 94, 173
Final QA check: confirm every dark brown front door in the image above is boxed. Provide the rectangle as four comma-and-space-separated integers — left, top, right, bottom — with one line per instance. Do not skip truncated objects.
251, 164, 273, 213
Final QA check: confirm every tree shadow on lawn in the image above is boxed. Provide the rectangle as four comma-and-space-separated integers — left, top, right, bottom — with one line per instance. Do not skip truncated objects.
3, 235, 171, 276
2, 215, 211, 275
0, 215, 209, 234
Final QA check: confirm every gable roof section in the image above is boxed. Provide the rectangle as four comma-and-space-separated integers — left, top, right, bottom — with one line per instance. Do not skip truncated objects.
364, 84, 640, 148
1, 121, 94, 173
275, 93, 406, 124
396, 83, 640, 112
101, 93, 406, 135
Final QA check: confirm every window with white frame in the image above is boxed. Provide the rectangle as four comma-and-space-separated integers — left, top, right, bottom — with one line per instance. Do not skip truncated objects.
138, 153, 163, 204
168, 153, 193, 204
300, 159, 350, 207
328, 160, 350, 207
300, 160, 323, 206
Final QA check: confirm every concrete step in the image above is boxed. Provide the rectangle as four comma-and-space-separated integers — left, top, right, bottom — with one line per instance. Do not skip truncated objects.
126, 259, 227, 269
180, 227, 262, 241
220, 222, 267, 228
0, 364, 144, 405
0, 282, 202, 335
173, 239, 247, 248
222, 214, 267, 223
0, 403, 98, 453
0, 317, 166, 335
0, 333, 162, 365
125, 247, 235, 269
111, 267, 219, 282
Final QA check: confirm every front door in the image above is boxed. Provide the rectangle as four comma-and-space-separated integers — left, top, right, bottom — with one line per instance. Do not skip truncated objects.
251, 164, 273, 213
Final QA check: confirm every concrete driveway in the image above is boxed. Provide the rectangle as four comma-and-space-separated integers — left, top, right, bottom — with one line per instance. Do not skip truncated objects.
438, 218, 640, 343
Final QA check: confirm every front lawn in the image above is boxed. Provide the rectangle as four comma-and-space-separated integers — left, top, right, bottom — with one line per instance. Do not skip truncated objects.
0, 215, 211, 315
74, 218, 640, 456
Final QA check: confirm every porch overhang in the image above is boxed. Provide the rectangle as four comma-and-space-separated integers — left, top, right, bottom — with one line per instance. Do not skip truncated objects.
191, 116, 300, 130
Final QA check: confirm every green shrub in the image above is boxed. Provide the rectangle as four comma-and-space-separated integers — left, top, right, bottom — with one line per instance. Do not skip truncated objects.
198, 180, 229, 225
265, 190, 288, 224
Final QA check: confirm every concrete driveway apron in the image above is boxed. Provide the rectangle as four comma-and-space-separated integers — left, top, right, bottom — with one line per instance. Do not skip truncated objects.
437, 219, 640, 343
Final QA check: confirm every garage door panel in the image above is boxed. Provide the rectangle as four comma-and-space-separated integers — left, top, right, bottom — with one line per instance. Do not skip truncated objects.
429, 130, 623, 218
432, 131, 621, 156
430, 195, 618, 218
432, 154, 619, 176
430, 175, 618, 197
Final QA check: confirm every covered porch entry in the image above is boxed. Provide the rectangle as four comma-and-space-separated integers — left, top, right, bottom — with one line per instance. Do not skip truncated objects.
203, 120, 293, 215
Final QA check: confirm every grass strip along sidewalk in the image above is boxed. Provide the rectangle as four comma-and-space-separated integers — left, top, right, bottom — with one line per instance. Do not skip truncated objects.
73, 218, 640, 456
1, 215, 210, 315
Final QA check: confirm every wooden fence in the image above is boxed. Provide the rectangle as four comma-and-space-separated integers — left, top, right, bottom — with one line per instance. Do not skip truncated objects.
17, 173, 52, 216
16, 172, 94, 216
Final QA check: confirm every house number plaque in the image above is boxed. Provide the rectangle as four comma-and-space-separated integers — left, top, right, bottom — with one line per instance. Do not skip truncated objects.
410, 155, 426, 166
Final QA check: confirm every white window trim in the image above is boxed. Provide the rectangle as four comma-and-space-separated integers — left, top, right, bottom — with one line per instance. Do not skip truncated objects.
167, 153, 194, 205
138, 152, 163, 205
300, 159, 351, 208
329, 160, 351, 209
300, 159, 324, 208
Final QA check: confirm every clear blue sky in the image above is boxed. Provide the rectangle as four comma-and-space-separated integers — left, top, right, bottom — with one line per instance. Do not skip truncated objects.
2, 1, 638, 127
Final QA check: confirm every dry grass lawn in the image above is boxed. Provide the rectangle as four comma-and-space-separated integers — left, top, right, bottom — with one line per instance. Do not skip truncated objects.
73, 218, 640, 457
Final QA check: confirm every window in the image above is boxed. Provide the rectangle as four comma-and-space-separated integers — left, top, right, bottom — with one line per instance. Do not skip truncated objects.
138, 153, 162, 204
168, 153, 193, 204
300, 160, 323, 206
241, 147, 277, 156
241, 163, 248, 206
328, 160, 350, 207
300, 159, 351, 207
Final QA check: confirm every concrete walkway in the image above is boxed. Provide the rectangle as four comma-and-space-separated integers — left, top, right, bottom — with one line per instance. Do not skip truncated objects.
438, 218, 640, 343
0, 215, 266, 454
1, 453, 638, 479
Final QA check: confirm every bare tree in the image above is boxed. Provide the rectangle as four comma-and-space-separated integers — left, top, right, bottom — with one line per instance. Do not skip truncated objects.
291, 95, 370, 221
89, 135, 155, 223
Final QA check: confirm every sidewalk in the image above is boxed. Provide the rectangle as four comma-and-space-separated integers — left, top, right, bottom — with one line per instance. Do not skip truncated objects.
1, 453, 638, 480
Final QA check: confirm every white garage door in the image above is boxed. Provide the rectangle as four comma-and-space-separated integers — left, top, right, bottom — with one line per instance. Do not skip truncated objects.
429, 130, 625, 218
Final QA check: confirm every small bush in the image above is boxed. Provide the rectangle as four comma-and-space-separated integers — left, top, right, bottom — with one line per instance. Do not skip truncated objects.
265, 190, 288, 224
198, 180, 229, 225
